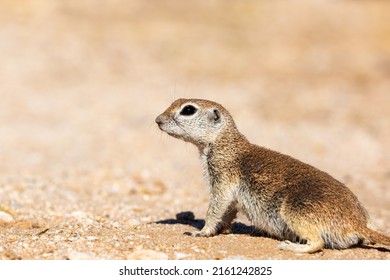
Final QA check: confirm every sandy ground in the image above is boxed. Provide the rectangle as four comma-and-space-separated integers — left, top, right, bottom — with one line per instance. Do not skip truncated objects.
0, 0, 390, 260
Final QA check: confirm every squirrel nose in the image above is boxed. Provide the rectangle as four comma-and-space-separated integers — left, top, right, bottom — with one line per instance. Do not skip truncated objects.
155, 115, 166, 125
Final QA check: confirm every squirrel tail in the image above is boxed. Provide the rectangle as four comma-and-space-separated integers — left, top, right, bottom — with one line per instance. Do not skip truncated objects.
362, 227, 390, 247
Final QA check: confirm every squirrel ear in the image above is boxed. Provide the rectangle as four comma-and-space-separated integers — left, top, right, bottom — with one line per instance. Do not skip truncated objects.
213, 109, 221, 123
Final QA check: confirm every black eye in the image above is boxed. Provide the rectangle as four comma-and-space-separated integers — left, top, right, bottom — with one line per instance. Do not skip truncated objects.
180, 105, 197, 116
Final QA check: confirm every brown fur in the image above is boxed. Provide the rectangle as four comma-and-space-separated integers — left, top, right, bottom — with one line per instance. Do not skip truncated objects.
156, 98, 390, 253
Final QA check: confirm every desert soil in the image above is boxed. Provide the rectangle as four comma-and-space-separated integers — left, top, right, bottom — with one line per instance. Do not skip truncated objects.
0, 0, 389, 260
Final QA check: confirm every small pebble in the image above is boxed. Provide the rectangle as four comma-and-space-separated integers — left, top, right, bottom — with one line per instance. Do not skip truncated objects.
223, 255, 246, 260
67, 251, 97, 260
0, 211, 14, 223
70, 211, 87, 219
86, 236, 98, 241
174, 252, 188, 260
127, 249, 168, 260
129, 219, 141, 226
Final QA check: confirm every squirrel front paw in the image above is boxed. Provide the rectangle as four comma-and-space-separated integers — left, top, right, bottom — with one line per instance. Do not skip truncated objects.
184, 229, 217, 237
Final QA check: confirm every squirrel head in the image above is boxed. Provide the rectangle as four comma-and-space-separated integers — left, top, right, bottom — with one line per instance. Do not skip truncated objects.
156, 98, 237, 149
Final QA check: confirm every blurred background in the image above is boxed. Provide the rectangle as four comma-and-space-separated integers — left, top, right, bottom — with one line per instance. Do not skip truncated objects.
1, 0, 390, 259
1, 0, 390, 196
1, 0, 389, 174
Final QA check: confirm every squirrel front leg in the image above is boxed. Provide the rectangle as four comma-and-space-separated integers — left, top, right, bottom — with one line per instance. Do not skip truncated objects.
185, 187, 237, 237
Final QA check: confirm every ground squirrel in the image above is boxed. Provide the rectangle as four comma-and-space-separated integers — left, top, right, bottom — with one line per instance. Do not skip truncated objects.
155, 98, 390, 253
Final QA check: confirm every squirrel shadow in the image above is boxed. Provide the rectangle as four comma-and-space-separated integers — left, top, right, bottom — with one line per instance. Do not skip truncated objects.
357, 244, 390, 253
155, 211, 266, 236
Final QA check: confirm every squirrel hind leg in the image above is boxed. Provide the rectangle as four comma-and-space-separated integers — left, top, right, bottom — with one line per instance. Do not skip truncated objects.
277, 224, 325, 253
277, 237, 324, 253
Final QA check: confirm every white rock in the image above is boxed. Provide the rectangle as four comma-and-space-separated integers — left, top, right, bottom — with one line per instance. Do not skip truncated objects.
174, 252, 188, 260
0, 211, 14, 223
126, 249, 168, 260
192, 247, 205, 253
67, 251, 97, 260
223, 255, 246, 260
70, 211, 87, 219
86, 236, 98, 241
129, 219, 141, 226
